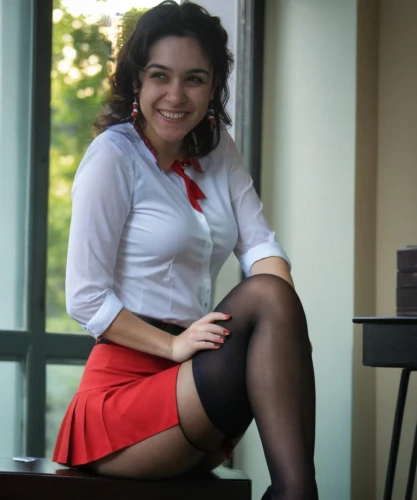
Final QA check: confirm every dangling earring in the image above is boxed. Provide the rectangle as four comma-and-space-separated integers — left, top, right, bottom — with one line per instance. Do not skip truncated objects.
131, 93, 139, 122
207, 103, 215, 131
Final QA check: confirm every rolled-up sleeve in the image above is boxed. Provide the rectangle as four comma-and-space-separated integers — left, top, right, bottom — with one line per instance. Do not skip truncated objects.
225, 132, 291, 277
65, 134, 134, 338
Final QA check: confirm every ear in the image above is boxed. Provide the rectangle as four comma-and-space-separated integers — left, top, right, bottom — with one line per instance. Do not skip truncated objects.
132, 77, 140, 94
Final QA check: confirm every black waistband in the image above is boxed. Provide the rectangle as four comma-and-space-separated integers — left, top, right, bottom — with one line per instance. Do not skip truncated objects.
136, 315, 186, 336
97, 315, 186, 345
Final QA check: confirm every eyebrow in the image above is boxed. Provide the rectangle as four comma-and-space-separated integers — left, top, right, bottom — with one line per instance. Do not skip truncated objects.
144, 63, 210, 77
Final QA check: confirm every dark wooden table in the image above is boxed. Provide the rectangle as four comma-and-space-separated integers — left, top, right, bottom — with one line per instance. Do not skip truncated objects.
0, 458, 251, 499
353, 316, 417, 500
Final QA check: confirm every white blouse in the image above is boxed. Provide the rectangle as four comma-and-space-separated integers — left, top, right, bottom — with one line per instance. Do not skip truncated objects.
65, 123, 290, 338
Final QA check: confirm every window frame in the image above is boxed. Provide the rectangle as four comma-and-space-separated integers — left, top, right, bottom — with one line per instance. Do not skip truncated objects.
235, 0, 266, 196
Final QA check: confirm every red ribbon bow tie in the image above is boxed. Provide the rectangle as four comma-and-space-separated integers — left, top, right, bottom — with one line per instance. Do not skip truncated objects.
171, 160, 206, 213
133, 122, 206, 212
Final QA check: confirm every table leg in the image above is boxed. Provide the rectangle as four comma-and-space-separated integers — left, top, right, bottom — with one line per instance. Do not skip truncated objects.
405, 423, 417, 500
383, 368, 411, 500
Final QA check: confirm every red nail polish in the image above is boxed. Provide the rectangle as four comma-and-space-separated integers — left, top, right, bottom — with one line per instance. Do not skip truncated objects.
219, 337, 225, 343
223, 329, 230, 335
224, 314, 231, 319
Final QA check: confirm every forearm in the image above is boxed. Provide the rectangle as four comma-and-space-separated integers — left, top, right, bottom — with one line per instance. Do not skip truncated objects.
250, 256, 295, 288
102, 308, 174, 360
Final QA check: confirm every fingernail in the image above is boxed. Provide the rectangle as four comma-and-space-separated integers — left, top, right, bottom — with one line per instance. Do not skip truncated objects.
223, 329, 230, 335
224, 314, 231, 319
218, 337, 225, 343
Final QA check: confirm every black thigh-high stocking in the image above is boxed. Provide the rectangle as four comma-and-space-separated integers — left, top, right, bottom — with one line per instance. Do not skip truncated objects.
192, 274, 318, 500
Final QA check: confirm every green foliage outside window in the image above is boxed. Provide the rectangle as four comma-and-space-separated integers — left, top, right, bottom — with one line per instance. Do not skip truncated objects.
118, 8, 148, 49
47, 0, 146, 333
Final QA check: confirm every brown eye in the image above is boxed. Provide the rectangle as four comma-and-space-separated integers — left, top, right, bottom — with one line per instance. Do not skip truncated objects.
150, 72, 167, 80
187, 75, 204, 84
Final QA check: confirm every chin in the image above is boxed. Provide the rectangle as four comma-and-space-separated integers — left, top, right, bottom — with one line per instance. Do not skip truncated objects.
159, 133, 187, 144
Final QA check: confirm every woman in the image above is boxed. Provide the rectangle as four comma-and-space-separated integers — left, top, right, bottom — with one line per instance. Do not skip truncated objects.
53, 2, 318, 499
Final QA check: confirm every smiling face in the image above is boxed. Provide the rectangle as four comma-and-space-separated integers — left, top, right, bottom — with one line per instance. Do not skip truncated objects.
138, 36, 214, 158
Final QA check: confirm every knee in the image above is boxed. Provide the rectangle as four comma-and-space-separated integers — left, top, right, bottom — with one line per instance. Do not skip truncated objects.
244, 274, 307, 329
245, 273, 298, 307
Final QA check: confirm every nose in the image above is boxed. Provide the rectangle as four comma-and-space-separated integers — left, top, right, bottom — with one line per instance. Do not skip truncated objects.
165, 79, 186, 105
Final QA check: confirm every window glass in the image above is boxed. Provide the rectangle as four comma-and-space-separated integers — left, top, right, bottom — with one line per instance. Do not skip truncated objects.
0, 361, 24, 456
45, 363, 84, 457
0, 0, 33, 331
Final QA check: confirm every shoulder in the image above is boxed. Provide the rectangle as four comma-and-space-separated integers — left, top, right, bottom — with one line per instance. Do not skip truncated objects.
75, 123, 141, 189
201, 128, 236, 169
214, 129, 245, 174
215, 128, 235, 155
79, 123, 142, 177
89, 122, 140, 157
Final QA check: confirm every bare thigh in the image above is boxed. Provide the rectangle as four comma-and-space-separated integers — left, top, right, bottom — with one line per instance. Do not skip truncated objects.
90, 360, 233, 479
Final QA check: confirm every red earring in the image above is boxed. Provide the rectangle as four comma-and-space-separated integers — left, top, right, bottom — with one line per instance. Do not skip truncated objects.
131, 94, 139, 122
207, 104, 215, 130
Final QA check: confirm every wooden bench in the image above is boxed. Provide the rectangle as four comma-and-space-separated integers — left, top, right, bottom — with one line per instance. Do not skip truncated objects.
0, 458, 251, 499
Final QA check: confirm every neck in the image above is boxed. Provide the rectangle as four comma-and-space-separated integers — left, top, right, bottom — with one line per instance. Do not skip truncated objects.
157, 149, 183, 170
142, 124, 184, 166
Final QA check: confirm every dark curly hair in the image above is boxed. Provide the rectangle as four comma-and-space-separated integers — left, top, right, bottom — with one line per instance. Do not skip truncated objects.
94, 1, 234, 158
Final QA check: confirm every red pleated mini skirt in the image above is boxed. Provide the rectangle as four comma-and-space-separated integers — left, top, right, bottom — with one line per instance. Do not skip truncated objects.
52, 341, 181, 467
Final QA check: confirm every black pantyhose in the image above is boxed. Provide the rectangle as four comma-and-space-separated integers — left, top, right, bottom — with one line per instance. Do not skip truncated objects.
192, 274, 318, 500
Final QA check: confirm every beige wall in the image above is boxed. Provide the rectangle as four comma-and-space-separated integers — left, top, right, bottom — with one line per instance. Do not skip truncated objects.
376, 0, 417, 498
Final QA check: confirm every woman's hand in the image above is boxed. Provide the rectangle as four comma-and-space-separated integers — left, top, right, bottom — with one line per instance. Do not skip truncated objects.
169, 312, 231, 363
